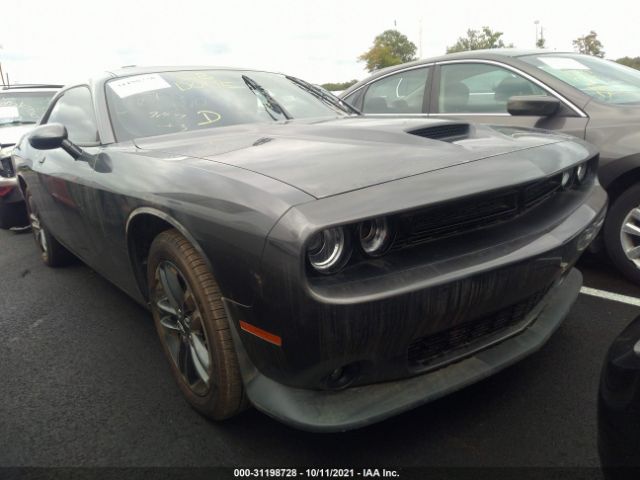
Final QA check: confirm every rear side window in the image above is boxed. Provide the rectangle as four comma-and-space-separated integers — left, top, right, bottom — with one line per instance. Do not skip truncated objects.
362, 67, 429, 114
46, 87, 99, 144
438, 63, 549, 113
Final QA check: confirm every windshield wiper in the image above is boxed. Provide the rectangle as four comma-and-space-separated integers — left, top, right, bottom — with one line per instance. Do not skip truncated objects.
284, 75, 361, 115
242, 75, 292, 121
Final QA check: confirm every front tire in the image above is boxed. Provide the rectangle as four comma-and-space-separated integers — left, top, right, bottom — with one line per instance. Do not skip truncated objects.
147, 229, 246, 420
25, 190, 72, 267
604, 184, 640, 284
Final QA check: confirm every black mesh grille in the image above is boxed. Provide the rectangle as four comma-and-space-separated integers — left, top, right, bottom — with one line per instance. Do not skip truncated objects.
407, 286, 551, 370
523, 174, 562, 208
408, 123, 470, 141
392, 173, 563, 250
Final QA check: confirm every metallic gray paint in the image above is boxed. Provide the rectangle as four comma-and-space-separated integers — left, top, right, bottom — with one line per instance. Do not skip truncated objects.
12, 66, 608, 430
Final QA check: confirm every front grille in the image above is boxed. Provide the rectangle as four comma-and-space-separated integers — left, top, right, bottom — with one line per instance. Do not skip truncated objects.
407, 286, 551, 371
392, 173, 562, 250
0, 157, 14, 178
523, 174, 562, 208
408, 123, 470, 141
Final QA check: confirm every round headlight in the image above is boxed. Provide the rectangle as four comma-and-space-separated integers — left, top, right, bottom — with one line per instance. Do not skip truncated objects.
561, 170, 572, 189
358, 217, 393, 257
576, 163, 588, 184
307, 227, 350, 274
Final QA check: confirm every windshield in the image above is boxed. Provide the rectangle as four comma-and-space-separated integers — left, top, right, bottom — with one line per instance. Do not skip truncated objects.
105, 70, 352, 141
0, 91, 56, 126
521, 53, 640, 105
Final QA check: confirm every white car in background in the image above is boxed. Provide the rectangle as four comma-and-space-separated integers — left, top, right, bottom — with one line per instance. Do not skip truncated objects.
0, 84, 61, 228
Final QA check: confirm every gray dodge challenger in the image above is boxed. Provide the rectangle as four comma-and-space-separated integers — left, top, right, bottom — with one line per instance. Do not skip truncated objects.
12, 66, 607, 431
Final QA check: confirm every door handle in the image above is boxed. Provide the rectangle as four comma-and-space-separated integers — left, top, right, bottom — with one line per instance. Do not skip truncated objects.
37, 156, 46, 165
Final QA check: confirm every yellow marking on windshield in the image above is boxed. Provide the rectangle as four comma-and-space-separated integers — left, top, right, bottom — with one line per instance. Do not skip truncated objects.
197, 110, 222, 125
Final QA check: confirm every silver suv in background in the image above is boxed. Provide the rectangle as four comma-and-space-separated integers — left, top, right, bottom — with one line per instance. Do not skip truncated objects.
0, 84, 61, 228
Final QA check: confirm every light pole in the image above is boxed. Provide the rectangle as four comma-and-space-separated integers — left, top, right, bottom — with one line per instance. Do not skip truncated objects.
534, 20, 540, 47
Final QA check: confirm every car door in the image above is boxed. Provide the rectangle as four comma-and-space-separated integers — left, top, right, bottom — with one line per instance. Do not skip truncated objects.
431, 61, 589, 138
32, 86, 101, 260
358, 66, 432, 116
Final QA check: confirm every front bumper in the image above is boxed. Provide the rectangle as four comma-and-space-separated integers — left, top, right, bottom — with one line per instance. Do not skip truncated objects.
228, 268, 581, 432
229, 182, 606, 388
221, 180, 607, 431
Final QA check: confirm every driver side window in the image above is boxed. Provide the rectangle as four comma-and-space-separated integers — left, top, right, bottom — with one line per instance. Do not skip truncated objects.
47, 87, 99, 144
362, 67, 429, 114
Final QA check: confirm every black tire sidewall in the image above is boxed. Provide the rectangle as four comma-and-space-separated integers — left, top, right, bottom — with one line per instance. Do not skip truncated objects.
24, 190, 71, 267
604, 184, 640, 284
25, 191, 52, 265
147, 231, 243, 420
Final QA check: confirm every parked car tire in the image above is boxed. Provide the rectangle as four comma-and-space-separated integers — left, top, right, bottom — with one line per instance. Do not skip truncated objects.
0, 202, 28, 229
147, 229, 247, 420
25, 190, 73, 267
604, 184, 640, 284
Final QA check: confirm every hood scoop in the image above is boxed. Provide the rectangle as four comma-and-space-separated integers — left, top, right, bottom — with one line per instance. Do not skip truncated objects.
408, 123, 470, 142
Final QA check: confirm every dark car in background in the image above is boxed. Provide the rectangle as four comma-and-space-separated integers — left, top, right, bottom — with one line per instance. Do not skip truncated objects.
599, 316, 640, 478
342, 50, 640, 284
0, 84, 61, 228
13, 66, 606, 431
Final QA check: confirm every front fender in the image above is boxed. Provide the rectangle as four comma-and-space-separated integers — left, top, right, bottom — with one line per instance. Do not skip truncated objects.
598, 152, 640, 191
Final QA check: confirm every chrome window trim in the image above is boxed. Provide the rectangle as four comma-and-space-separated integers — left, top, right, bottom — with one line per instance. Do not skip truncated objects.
435, 59, 587, 118
429, 112, 511, 117
361, 112, 511, 117
343, 63, 435, 99
361, 113, 430, 117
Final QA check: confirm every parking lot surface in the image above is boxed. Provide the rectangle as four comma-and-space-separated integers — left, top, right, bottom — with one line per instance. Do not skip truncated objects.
1, 227, 639, 469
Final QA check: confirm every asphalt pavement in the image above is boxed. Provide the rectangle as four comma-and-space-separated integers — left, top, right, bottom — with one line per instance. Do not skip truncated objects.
1, 227, 639, 470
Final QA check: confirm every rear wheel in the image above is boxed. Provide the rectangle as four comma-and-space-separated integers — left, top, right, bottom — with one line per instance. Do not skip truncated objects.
147, 229, 246, 420
25, 190, 72, 267
604, 184, 640, 284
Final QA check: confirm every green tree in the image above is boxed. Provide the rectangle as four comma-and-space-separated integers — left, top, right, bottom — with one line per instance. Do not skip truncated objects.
616, 56, 640, 70
446, 26, 513, 54
320, 80, 359, 91
573, 31, 604, 57
358, 30, 417, 72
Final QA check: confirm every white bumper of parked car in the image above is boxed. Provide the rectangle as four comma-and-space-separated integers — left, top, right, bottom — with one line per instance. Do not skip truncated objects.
0, 176, 17, 188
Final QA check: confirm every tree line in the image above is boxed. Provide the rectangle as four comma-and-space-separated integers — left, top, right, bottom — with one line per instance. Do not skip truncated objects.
321, 27, 640, 91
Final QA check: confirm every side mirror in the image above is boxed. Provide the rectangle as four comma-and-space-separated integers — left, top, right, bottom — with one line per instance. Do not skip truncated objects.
29, 123, 68, 150
507, 95, 561, 117
28, 123, 83, 160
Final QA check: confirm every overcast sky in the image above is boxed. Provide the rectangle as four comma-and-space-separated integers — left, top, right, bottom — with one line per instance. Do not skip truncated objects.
1, 0, 638, 85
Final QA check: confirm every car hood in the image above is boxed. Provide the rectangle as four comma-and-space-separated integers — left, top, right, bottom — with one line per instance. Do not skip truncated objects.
134, 117, 569, 199
0, 124, 35, 148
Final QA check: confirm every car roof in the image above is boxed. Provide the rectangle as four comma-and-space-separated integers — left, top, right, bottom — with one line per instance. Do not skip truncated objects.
430, 48, 571, 59
388, 48, 574, 67
103, 65, 282, 79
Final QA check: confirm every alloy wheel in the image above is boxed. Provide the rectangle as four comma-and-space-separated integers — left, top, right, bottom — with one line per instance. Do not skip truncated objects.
153, 260, 212, 396
29, 210, 48, 254
620, 206, 640, 268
